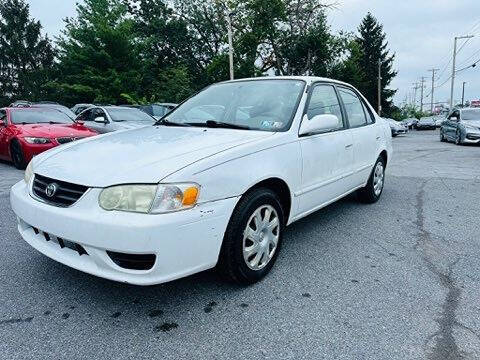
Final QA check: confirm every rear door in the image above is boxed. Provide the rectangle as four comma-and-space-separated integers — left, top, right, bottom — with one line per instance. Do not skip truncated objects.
337, 86, 380, 187
297, 83, 354, 215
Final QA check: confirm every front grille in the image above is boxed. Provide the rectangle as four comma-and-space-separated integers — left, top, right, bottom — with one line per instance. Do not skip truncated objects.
107, 251, 156, 271
32, 174, 89, 207
56, 137, 84, 145
32, 226, 88, 256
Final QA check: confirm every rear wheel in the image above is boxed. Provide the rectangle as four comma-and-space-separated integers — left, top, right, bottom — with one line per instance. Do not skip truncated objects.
217, 188, 284, 285
357, 156, 386, 204
10, 140, 26, 170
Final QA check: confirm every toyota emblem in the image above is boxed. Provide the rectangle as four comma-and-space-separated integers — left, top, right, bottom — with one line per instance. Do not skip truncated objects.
45, 183, 58, 198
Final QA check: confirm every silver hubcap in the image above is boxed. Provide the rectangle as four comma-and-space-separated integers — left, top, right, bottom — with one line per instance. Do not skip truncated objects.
243, 205, 280, 271
373, 162, 384, 196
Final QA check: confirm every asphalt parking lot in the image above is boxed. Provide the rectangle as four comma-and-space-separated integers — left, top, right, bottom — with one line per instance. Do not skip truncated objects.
1, 130, 479, 360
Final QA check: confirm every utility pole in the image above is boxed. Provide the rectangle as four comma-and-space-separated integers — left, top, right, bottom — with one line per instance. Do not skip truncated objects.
462, 82, 466, 106
428, 68, 439, 113
450, 35, 474, 110
419, 77, 426, 113
227, 12, 235, 80
377, 59, 382, 116
412, 82, 419, 109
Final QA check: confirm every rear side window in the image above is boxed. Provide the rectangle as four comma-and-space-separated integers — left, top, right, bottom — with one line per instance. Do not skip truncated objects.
362, 102, 375, 124
0, 110, 6, 123
306, 84, 344, 131
338, 87, 367, 128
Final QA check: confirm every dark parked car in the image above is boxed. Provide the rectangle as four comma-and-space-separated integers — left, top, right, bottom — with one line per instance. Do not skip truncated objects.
401, 118, 417, 129
440, 108, 480, 145
121, 103, 177, 120
416, 117, 436, 130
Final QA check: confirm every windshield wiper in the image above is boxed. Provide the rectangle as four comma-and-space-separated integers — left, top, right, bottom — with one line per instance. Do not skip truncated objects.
187, 120, 250, 130
154, 118, 191, 127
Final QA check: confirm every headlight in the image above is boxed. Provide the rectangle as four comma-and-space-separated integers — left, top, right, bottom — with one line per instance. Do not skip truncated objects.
99, 183, 200, 214
24, 137, 51, 144
24, 161, 33, 184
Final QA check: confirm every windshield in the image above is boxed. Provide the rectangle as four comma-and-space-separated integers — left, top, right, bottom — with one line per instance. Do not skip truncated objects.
165, 79, 306, 131
11, 109, 74, 124
462, 109, 480, 121
33, 104, 76, 119
106, 108, 155, 122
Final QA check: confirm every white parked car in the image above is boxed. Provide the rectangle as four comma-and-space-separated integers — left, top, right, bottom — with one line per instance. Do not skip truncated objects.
10, 77, 392, 285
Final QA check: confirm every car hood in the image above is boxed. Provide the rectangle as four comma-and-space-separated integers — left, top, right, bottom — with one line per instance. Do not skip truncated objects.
19, 123, 96, 137
462, 120, 480, 126
33, 126, 274, 187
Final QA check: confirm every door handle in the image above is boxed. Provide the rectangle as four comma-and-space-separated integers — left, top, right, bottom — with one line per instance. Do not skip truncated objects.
345, 144, 353, 149
376, 136, 381, 140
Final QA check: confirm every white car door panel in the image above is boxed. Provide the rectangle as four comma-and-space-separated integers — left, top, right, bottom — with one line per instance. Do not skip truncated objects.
297, 83, 355, 217
337, 87, 378, 187
297, 131, 354, 216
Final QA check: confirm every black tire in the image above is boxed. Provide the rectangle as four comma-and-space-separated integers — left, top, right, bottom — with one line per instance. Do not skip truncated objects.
455, 131, 462, 145
357, 156, 386, 204
440, 131, 446, 142
10, 140, 26, 170
217, 188, 285, 285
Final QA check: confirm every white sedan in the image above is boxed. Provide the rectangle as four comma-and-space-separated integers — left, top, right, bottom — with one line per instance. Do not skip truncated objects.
10, 77, 392, 286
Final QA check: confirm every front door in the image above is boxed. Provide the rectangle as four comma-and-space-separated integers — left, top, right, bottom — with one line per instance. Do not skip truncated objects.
297, 83, 354, 216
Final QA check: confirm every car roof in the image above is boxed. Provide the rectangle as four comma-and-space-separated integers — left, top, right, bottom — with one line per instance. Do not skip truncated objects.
221, 76, 353, 87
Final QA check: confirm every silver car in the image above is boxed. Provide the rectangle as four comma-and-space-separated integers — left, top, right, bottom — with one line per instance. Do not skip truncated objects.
75, 106, 156, 133
440, 108, 480, 145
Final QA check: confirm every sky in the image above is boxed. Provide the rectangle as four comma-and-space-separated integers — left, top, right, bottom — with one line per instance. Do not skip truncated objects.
27, 0, 480, 107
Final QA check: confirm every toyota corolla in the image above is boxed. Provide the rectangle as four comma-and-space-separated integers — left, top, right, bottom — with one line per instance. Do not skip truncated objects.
10, 77, 392, 285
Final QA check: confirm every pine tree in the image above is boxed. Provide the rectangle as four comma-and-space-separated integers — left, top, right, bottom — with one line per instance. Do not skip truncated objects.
49, 0, 141, 105
356, 13, 397, 116
0, 0, 55, 106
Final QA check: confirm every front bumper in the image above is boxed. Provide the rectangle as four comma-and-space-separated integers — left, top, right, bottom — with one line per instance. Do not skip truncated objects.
10, 180, 239, 285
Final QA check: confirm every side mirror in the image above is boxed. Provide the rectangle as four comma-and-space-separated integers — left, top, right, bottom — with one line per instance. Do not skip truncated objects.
299, 114, 341, 136
94, 116, 106, 123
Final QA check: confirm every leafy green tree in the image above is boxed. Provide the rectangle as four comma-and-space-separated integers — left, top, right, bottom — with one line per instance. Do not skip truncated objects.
0, 0, 55, 106
48, 0, 141, 105
355, 13, 397, 116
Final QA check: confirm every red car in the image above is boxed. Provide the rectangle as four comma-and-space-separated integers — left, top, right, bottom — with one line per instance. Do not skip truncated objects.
0, 107, 98, 169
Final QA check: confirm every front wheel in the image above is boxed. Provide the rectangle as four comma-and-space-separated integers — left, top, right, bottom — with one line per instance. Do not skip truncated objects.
357, 156, 386, 204
10, 140, 26, 170
440, 131, 446, 142
217, 188, 284, 285
455, 131, 462, 145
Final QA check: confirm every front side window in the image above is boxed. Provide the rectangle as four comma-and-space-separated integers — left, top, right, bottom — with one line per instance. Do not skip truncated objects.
306, 84, 344, 131
166, 79, 306, 131
338, 87, 367, 128
106, 108, 155, 122
76, 109, 93, 122
11, 109, 73, 125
